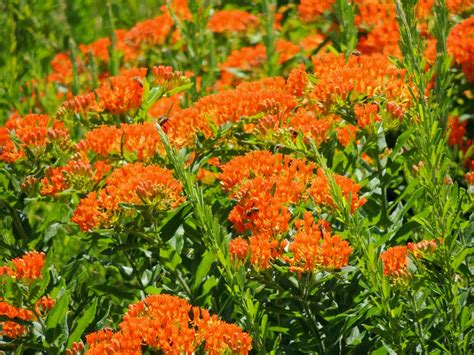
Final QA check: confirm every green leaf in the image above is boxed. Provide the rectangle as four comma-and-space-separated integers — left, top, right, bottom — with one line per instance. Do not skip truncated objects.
67, 298, 98, 347
192, 251, 215, 291
45, 291, 69, 329
451, 247, 473, 271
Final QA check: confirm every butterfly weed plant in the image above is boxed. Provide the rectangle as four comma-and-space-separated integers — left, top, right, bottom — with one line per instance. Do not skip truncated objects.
0, 0, 473, 353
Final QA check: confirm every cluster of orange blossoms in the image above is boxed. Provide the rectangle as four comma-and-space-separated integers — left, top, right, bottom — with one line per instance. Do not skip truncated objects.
71, 163, 184, 231
1, 252, 55, 339
207, 9, 259, 34
48, 3, 261, 87
0, 113, 70, 163
85, 294, 252, 354
447, 116, 473, 170
41, 160, 111, 196
74, 122, 162, 161
298, 0, 335, 22
167, 77, 296, 146
218, 39, 301, 87
0, 251, 45, 280
220, 151, 361, 270
311, 53, 410, 107
58, 66, 186, 118
286, 212, 352, 274
448, 17, 474, 81
379, 240, 439, 279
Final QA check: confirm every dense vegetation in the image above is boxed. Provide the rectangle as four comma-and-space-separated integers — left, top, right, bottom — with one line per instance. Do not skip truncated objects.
0, 0, 473, 353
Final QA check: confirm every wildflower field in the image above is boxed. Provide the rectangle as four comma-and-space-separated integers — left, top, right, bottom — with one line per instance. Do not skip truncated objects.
0, 0, 473, 353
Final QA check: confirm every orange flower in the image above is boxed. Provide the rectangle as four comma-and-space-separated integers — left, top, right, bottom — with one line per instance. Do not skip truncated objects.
95, 68, 147, 114
168, 77, 296, 147
219, 151, 314, 192
123, 13, 174, 56
287, 212, 351, 274
0, 302, 34, 321
466, 172, 474, 185
336, 124, 358, 147
41, 160, 110, 196
75, 122, 162, 161
286, 64, 308, 97
0, 114, 69, 163
229, 237, 249, 260
220, 151, 315, 236
208, 9, 259, 33
2, 251, 46, 280
72, 163, 184, 231
284, 109, 334, 145
309, 168, 366, 212
86, 294, 252, 355
194, 308, 253, 354
407, 239, 439, 258
298, 0, 335, 21
218, 40, 300, 87
48, 52, 75, 84
57, 92, 101, 115
2, 321, 26, 339
380, 246, 409, 278
248, 234, 284, 270
354, 103, 381, 129
311, 53, 410, 108
35, 296, 56, 315
448, 116, 467, 146
448, 17, 474, 81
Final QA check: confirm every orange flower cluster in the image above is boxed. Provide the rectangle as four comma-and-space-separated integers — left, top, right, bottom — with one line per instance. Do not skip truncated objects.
298, 0, 335, 22
75, 122, 161, 161
48, 3, 183, 83
287, 212, 352, 274
71, 163, 184, 231
310, 53, 410, 108
85, 294, 252, 355
167, 77, 296, 147
208, 9, 259, 33
380, 245, 409, 279
447, 116, 473, 170
380, 239, 439, 279
0, 302, 33, 339
0, 295, 56, 339
285, 108, 335, 145
448, 116, 467, 146
336, 124, 358, 147
448, 17, 474, 81
40, 160, 111, 196
0, 113, 69, 163
219, 40, 301, 87
354, 103, 381, 129
0, 252, 53, 339
0, 251, 45, 280
309, 169, 367, 212
355, 0, 401, 57
465, 171, 474, 185
95, 68, 147, 115
220, 151, 363, 270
